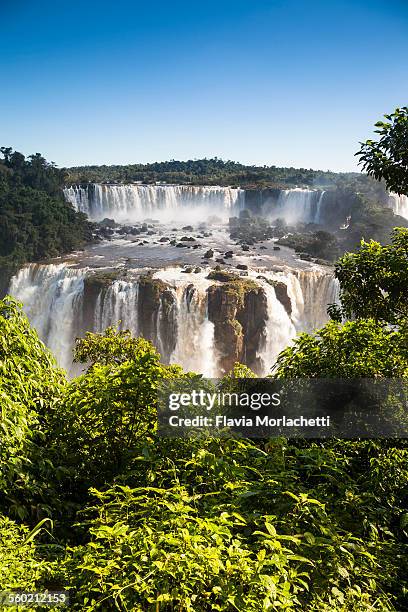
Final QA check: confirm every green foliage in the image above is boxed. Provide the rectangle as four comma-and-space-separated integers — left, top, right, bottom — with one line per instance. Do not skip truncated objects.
0, 515, 51, 591
273, 319, 408, 378
356, 107, 408, 195
0, 298, 66, 519
335, 227, 408, 323
0, 147, 92, 289
51, 329, 184, 490
65, 157, 379, 191
59, 437, 407, 610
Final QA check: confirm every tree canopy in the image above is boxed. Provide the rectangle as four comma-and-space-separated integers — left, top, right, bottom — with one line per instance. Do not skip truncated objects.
0, 148, 92, 295
356, 107, 408, 196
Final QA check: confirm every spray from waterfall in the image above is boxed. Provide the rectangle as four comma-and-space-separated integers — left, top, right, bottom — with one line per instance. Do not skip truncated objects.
264, 188, 326, 225
388, 192, 408, 220
9, 263, 87, 373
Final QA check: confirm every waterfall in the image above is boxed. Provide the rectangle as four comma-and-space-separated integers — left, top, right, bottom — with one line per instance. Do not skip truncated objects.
95, 280, 139, 334
153, 269, 218, 376
388, 192, 408, 220
294, 269, 340, 331
8, 260, 339, 378
264, 188, 325, 224
9, 263, 87, 373
256, 267, 340, 374
257, 281, 297, 375
63, 184, 245, 222
64, 186, 90, 214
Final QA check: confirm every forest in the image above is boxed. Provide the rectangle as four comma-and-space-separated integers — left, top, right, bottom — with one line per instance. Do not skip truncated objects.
66, 157, 380, 191
0, 148, 91, 293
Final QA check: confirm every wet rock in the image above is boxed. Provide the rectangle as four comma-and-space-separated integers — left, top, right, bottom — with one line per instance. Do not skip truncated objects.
176, 242, 188, 248
182, 225, 194, 231
236, 264, 248, 270
207, 270, 240, 282
207, 277, 268, 374
182, 267, 193, 273
159, 237, 170, 242
216, 258, 226, 264
194, 267, 202, 273
273, 246, 281, 251
204, 249, 214, 259
170, 240, 177, 245
98, 218, 118, 228
224, 251, 234, 258
180, 236, 196, 242
241, 245, 250, 251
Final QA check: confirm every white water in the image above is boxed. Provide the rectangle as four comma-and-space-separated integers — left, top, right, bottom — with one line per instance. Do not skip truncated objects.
8, 261, 339, 377
153, 268, 218, 376
9, 264, 87, 372
388, 192, 408, 220
95, 280, 139, 335
64, 184, 245, 222
264, 188, 325, 224
257, 281, 297, 374
256, 268, 339, 374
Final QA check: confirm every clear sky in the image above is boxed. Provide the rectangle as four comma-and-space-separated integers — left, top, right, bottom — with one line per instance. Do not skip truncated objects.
1, 0, 407, 171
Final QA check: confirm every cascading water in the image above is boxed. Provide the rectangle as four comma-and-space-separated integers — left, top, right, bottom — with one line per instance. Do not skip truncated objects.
256, 267, 339, 374
8, 259, 339, 378
153, 269, 218, 376
264, 188, 325, 224
257, 280, 297, 374
64, 184, 245, 222
95, 280, 139, 335
9, 263, 87, 373
294, 269, 340, 331
388, 192, 408, 220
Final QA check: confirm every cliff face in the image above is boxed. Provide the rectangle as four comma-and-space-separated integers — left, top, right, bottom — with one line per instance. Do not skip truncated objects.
244, 188, 281, 214
137, 275, 177, 361
74, 271, 293, 375
207, 278, 268, 374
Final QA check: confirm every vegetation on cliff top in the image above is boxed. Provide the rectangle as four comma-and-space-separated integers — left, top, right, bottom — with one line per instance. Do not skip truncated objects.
0, 147, 92, 293
66, 156, 383, 191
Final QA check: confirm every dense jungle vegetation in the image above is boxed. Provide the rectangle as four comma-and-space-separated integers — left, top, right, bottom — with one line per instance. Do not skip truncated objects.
0, 226, 408, 611
0, 147, 91, 294
65, 157, 390, 194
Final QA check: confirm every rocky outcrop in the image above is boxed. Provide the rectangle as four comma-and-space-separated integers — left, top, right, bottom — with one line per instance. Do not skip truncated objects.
207, 278, 268, 374
137, 274, 177, 360
257, 277, 292, 315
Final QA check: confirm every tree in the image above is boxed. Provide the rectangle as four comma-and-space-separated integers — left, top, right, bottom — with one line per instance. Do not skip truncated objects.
356, 106, 408, 195
333, 227, 408, 324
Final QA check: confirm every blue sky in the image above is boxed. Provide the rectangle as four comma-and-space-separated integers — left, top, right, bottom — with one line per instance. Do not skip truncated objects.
0, 0, 407, 170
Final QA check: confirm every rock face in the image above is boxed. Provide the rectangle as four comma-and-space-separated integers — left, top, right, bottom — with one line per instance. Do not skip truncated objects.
257, 276, 292, 315
207, 278, 268, 374
273, 281, 292, 315
137, 275, 177, 360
